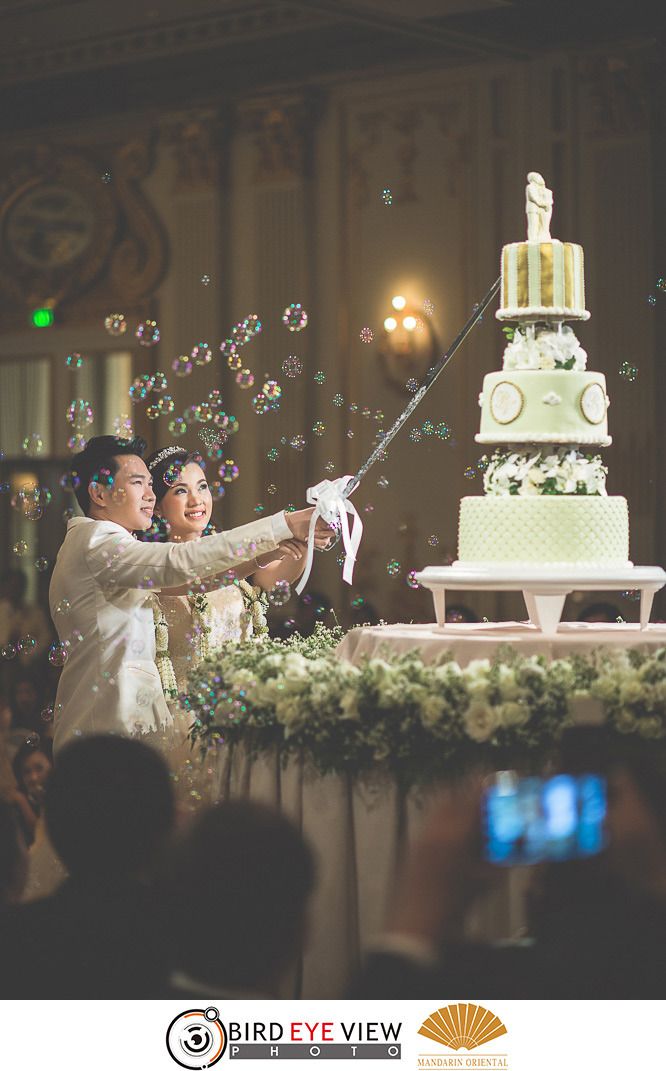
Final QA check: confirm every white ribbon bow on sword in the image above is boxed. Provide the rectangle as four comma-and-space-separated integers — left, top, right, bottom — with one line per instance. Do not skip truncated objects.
295, 476, 363, 595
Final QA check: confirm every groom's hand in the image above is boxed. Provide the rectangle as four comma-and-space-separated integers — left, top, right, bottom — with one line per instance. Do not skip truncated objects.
285, 507, 333, 547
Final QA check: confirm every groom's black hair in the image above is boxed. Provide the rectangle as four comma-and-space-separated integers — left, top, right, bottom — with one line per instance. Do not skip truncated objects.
71, 435, 147, 516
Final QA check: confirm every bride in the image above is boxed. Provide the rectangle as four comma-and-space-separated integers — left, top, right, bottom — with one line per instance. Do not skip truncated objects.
145, 446, 309, 811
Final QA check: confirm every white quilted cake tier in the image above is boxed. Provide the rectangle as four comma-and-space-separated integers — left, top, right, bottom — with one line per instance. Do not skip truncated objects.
496, 239, 589, 322
476, 370, 611, 445
458, 495, 629, 565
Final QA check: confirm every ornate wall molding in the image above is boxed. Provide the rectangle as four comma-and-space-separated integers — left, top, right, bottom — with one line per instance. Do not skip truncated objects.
164, 113, 230, 193
578, 52, 651, 138
237, 94, 324, 183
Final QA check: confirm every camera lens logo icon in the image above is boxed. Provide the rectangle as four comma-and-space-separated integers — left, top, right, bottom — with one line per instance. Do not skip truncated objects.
166, 1007, 227, 1069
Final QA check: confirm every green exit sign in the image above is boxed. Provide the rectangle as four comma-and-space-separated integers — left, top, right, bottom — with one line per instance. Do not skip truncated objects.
32, 307, 54, 328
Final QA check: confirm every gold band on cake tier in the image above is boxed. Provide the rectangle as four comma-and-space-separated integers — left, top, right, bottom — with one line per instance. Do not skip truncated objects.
496, 240, 590, 322
458, 495, 629, 565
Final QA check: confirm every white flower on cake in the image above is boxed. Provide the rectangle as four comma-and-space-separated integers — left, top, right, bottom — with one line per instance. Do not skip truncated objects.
503, 324, 587, 371
482, 446, 608, 497
542, 391, 561, 406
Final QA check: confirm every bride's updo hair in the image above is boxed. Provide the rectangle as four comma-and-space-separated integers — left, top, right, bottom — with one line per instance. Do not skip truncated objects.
145, 446, 205, 504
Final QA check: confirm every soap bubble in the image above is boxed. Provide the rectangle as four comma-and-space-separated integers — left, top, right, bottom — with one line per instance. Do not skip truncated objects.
406, 570, 420, 589
135, 319, 160, 346
66, 399, 94, 428
198, 427, 223, 450
406, 378, 418, 392
333, 394, 344, 407
359, 327, 374, 344
313, 371, 326, 385
150, 371, 168, 392
1, 644, 17, 660
191, 341, 212, 366
236, 369, 255, 389
289, 434, 306, 451
409, 428, 422, 443
267, 483, 277, 495
422, 420, 435, 436
436, 422, 451, 440
622, 589, 641, 601
254, 503, 265, 514
104, 313, 127, 336
282, 303, 308, 332
48, 642, 68, 666
377, 475, 389, 489
263, 380, 282, 402
267, 447, 280, 462
312, 421, 326, 436
55, 598, 71, 615
324, 460, 335, 474
201, 274, 211, 286
67, 433, 87, 453
656, 277, 666, 292
168, 417, 187, 437
163, 461, 185, 487
21, 433, 44, 457
267, 579, 291, 606
13, 540, 28, 557
146, 405, 160, 420
464, 466, 476, 479
101, 170, 112, 183
427, 534, 439, 547
219, 460, 239, 483
647, 295, 657, 306
17, 635, 36, 654
157, 394, 175, 414
172, 354, 193, 377
381, 187, 393, 206
35, 557, 49, 572
363, 503, 374, 514
346, 429, 354, 438
66, 352, 84, 370
387, 560, 401, 577
282, 355, 303, 378
619, 361, 638, 382
252, 392, 269, 415
423, 299, 434, 316
112, 414, 133, 440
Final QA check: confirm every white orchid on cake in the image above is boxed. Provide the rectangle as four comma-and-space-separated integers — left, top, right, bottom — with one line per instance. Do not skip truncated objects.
502, 323, 587, 371
482, 446, 607, 496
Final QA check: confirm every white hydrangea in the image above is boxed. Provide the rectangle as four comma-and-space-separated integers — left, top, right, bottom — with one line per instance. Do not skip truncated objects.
503, 324, 587, 371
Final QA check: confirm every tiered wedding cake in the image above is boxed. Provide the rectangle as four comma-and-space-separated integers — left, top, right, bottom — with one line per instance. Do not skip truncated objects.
457, 172, 630, 568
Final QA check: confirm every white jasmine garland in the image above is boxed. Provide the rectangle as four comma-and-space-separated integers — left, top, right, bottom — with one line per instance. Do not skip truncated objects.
482, 446, 607, 497
503, 324, 587, 371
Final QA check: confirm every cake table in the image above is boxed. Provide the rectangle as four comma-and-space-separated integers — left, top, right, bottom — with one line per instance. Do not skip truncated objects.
415, 565, 666, 634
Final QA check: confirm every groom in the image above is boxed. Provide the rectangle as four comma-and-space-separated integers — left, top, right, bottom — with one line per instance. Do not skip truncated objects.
49, 435, 326, 758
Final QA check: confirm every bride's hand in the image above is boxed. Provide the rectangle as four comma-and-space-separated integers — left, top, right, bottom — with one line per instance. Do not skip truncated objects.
257, 540, 304, 567
285, 507, 333, 546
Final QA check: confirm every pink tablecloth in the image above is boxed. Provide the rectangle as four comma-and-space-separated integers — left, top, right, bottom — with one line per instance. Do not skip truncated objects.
336, 620, 666, 666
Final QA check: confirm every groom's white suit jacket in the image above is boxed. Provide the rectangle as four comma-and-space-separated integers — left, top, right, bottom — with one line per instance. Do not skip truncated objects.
49, 512, 292, 757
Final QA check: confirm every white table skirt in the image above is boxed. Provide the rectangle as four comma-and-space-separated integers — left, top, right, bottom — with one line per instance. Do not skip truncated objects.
336, 620, 666, 666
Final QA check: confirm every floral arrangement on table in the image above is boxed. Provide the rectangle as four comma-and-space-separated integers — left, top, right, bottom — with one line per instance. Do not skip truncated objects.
482, 446, 607, 497
183, 625, 666, 785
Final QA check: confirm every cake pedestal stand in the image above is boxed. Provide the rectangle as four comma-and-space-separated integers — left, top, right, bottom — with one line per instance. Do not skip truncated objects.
415, 565, 666, 636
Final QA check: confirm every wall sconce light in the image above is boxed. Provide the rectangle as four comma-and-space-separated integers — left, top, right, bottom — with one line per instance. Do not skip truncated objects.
378, 295, 437, 392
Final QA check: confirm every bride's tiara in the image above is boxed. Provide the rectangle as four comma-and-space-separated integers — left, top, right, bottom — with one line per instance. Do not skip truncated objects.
148, 445, 186, 472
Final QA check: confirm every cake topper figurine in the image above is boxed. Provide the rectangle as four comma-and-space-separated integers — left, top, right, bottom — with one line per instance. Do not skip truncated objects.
526, 171, 553, 241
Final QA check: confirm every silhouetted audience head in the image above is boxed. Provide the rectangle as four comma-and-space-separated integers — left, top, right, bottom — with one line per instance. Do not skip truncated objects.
165, 801, 316, 994
44, 736, 174, 882
577, 601, 619, 623
0, 799, 28, 905
7, 676, 44, 734
445, 603, 479, 623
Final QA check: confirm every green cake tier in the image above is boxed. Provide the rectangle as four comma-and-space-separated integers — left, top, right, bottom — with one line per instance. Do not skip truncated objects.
458, 495, 629, 566
476, 370, 610, 446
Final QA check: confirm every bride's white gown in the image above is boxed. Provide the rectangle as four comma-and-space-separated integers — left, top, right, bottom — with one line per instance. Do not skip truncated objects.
21, 585, 250, 902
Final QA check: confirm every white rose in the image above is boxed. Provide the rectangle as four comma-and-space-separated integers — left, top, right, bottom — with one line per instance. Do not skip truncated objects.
420, 694, 448, 728
464, 701, 500, 742
339, 688, 360, 720
497, 663, 520, 700
498, 701, 529, 727
275, 696, 304, 730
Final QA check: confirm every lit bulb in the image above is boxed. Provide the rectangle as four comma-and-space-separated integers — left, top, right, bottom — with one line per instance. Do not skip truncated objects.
403, 315, 417, 331
391, 295, 406, 311
384, 316, 397, 332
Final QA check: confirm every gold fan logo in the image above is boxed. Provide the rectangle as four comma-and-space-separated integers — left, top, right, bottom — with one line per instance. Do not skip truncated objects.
419, 1004, 507, 1051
